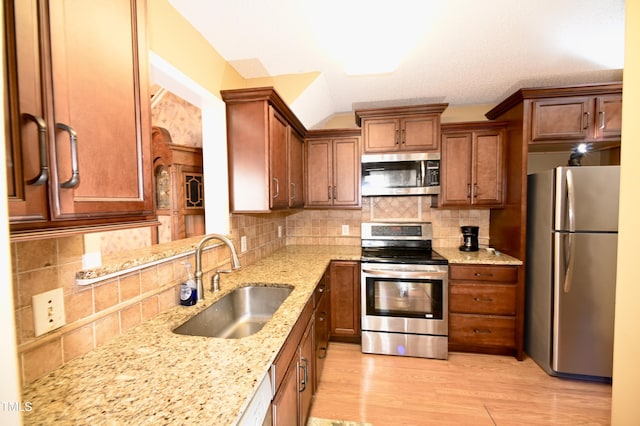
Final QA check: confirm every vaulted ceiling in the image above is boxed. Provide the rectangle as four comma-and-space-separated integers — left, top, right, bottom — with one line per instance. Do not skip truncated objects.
169, 0, 625, 128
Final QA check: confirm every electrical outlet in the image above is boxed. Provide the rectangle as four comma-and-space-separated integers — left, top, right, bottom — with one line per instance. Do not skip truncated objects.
277, 225, 282, 238
341, 224, 350, 236
33, 288, 66, 337
240, 235, 247, 253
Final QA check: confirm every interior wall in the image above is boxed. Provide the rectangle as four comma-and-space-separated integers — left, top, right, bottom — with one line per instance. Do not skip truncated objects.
611, 0, 640, 423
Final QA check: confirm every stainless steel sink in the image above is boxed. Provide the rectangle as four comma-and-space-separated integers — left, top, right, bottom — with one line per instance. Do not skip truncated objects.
173, 285, 293, 338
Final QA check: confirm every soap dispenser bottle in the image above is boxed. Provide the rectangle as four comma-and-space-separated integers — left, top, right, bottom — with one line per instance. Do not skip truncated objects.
179, 262, 197, 306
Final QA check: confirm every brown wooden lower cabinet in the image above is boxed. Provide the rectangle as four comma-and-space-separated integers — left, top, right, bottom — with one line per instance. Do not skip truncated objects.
329, 261, 361, 343
448, 264, 520, 357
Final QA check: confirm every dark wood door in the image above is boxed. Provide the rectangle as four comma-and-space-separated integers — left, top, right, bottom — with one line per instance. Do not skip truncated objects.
298, 321, 314, 426
440, 132, 472, 207
4, 0, 49, 224
402, 115, 439, 151
595, 94, 622, 140
47, 0, 153, 220
332, 138, 360, 207
272, 353, 298, 426
269, 107, 289, 209
305, 139, 332, 206
363, 118, 399, 152
5, 0, 154, 231
288, 130, 304, 208
330, 261, 360, 341
531, 97, 592, 141
473, 130, 504, 206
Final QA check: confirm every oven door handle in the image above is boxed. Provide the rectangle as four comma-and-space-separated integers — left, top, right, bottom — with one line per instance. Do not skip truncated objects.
362, 269, 448, 279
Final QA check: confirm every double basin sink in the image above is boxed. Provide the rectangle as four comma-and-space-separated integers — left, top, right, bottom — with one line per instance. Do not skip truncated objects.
173, 285, 293, 339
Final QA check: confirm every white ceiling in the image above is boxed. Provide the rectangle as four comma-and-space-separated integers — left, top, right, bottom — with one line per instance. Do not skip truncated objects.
168, 0, 625, 128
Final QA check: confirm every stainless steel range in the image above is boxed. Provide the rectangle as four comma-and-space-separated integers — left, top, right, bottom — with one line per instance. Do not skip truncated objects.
360, 222, 449, 359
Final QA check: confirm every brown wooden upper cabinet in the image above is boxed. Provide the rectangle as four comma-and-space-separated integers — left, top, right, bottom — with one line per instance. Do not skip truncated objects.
4, 0, 155, 238
355, 104, 448, 154
486, 82, 622, 152
221, 87, 307, 212
305, 129, 361, 208
531, 94, 622, 144
439, 122, 506, 208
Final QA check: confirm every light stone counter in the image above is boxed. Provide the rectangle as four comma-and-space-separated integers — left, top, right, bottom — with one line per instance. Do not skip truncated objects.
22, 244, 521, 425
22, 245, 360, 426
435, 247, 522, 266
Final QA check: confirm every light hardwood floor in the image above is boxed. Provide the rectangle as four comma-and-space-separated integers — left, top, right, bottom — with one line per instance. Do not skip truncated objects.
310, 342, 611, 425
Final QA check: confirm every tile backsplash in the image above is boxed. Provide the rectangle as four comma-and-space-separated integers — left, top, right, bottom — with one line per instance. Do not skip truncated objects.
12, 197, 489, 386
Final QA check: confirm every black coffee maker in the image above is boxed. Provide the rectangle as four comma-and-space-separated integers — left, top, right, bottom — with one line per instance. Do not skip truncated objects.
459, 226, 479, 252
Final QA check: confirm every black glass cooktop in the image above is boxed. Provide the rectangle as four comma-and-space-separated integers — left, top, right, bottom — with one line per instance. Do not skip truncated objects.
361, 246, 448, 265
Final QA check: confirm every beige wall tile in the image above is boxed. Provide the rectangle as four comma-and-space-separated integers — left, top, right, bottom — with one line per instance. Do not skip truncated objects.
140, 266, 159, 293
15, 239, 57, 272
119, 272, 141, 302
16, 267, 58, 308
95, 312, 120, 347
22, 338, 63, 384
63, 325, 94, 363
158, 287, 178, 312
141, 296, 159, 321
94, 280, 119, 312
120, 303, 142, 332
65, 289, 93, 323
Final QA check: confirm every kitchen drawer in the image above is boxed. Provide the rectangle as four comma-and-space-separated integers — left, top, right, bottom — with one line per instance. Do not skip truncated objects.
449, 313, 516, 348
449, 265, 518, 283
449, 283, 516, 315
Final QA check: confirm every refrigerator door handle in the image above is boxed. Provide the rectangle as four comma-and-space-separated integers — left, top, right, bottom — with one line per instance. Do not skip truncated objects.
564, 233, 575, 293
566, 170, 576, 232
563, 170, 576, 293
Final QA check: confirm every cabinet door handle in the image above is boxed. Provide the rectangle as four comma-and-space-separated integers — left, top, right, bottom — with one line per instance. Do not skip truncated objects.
57, 123, 80, 188
298, 357, 309, 392
583, 111, 591, 130
333, 186, 337, 200
290, 182, 296, 200
22, 113, 49, 186
272, 177, 280, 199
395, 129, 400, 145
599, 111, 606, 130
401, 129, 406, 145
467, 184, 471, 199
328, 185, 332, 200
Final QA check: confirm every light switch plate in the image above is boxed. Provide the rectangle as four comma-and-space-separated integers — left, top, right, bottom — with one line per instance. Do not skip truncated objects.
341, 225, 350, 236
240, 235, 247, 253
33, 288, 66, 337
277, 225, 282, 238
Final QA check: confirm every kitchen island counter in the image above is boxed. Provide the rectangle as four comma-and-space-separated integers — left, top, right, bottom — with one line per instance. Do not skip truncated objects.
22, 245, 360, 425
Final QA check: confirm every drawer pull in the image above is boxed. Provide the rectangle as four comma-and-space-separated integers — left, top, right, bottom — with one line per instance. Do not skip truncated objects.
473, 328, 492, 334
474, 273, 494, 278
473, 297, 494, 302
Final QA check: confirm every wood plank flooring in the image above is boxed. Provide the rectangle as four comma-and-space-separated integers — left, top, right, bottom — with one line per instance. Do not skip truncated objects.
310, 342, 611, 425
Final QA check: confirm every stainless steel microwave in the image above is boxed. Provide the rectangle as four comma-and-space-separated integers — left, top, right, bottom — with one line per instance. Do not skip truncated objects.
361, 152, 440, 196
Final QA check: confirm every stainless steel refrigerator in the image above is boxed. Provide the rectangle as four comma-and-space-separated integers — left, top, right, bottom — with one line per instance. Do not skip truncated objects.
525, 165, 619, 380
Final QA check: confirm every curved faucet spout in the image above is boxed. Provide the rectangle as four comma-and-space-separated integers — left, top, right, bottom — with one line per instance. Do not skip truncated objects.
194, 234, 241, 301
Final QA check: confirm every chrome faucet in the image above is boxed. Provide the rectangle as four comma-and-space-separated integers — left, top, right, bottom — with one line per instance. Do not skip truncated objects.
194, 234, 241, 300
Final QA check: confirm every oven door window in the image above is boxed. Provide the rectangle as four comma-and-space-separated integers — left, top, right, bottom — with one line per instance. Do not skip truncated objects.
365, 277, 443, 319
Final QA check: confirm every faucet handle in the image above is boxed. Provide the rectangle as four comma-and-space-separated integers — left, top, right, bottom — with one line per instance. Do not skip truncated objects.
211, 269, 234, 292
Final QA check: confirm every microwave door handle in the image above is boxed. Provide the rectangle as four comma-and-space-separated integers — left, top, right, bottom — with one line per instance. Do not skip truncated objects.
420, 160, 426, 187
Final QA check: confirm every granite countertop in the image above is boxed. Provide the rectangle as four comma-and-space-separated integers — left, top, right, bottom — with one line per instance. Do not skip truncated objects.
436, 247, 522, 265
22, 245, 360, 425
22, 244, 521, 425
